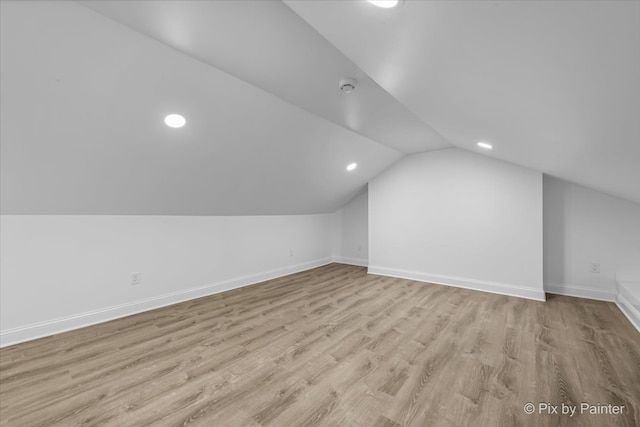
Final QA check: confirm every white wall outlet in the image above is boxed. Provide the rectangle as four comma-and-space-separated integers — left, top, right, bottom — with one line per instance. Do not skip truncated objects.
589, 263, 600, 273
358, 244, 362, 253
131, 272, 141, 285
289, 249, 294, 257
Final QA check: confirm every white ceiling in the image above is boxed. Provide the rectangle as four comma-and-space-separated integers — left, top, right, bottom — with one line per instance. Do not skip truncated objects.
78, 0, 448, 155
286, 0, 640, 204
0, 1, 405, 215
1, 0, 638, 215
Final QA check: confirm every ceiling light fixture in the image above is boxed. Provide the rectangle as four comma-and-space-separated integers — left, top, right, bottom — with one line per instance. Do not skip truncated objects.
339, 78, 357, 94
368, 0, 400, 8
164, 114, 186, 128
477, 142, 493, 150
346, 162, 358, 171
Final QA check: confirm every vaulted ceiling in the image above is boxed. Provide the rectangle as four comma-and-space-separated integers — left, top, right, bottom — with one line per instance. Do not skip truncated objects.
287, 0, 640, 203
1, 0, 638, 215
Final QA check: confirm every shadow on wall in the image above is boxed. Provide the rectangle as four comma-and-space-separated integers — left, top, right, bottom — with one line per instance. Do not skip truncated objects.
332, 186, 368, 266
543, 175, 640, 300
543, 175, 569, 285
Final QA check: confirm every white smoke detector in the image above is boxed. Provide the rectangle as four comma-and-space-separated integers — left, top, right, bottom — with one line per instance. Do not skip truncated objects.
339, 78, 357, 93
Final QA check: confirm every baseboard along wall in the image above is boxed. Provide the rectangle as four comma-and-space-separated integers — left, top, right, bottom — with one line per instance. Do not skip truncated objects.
332, 256, 368, 267
6, 258, 636, 347
0, 257, 333, 348
616, 281, 640, 333
544, 282, 617, 302
546, 281, 639, 333
368, 266, 546, 302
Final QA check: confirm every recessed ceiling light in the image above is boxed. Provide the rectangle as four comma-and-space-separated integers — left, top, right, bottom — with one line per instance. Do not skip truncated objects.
164, 114, 186, 128
477, 142, 493, 150
368, 0, 399, 8
346, 162, 358, 171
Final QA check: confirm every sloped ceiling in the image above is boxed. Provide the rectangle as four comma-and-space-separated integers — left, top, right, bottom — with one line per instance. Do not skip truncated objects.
78, 0, 449, 155
0, 0, 417, 215
286, 0, 640, 204
1, 1, 638, 216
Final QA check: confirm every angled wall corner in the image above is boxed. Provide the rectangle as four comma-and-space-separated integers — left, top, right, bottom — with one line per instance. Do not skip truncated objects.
331, 188, 369, 267
367, 148, 545, 301
543, 175, 640, 302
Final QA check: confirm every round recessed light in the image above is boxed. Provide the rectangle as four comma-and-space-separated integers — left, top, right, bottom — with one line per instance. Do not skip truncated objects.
368, 0, 399, 8
164, 114, 186, 128
477, 142, 493, 150
346, 162, 358, 171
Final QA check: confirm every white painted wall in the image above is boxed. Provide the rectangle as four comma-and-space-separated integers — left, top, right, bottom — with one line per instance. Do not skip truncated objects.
368, 148, 545, 300
0, 214, 333, 346
544, 176, 640, 301
332, 189, 368, 266
331, 210, 342, 258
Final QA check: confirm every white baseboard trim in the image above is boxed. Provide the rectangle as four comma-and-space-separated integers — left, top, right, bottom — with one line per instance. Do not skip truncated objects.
617, 293, 640, 333
367, 266, 545, 301
616, 280, 640, 333
0, 257, 333, 348
332, 256, 368, 267
545, 282, 617, 302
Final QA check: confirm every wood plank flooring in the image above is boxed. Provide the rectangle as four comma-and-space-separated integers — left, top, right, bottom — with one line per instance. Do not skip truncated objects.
1, 263, 639, 426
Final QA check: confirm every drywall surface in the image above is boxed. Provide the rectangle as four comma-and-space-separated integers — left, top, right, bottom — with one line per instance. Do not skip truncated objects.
369, 148, 544, 300
544, 176, 640, 301
0, 0, 403, 216
0, 214, 332, 346
332, 189, 368, 266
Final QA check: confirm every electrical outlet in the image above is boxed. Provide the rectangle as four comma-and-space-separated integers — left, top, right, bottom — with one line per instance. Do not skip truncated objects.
358, 244, 362, 253
289, 249, 294, 257
589, 263, 600, 273
131, 272, 141, 285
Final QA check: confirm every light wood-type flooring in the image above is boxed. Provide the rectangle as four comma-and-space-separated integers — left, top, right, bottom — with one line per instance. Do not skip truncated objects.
1, 264, 639, 426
